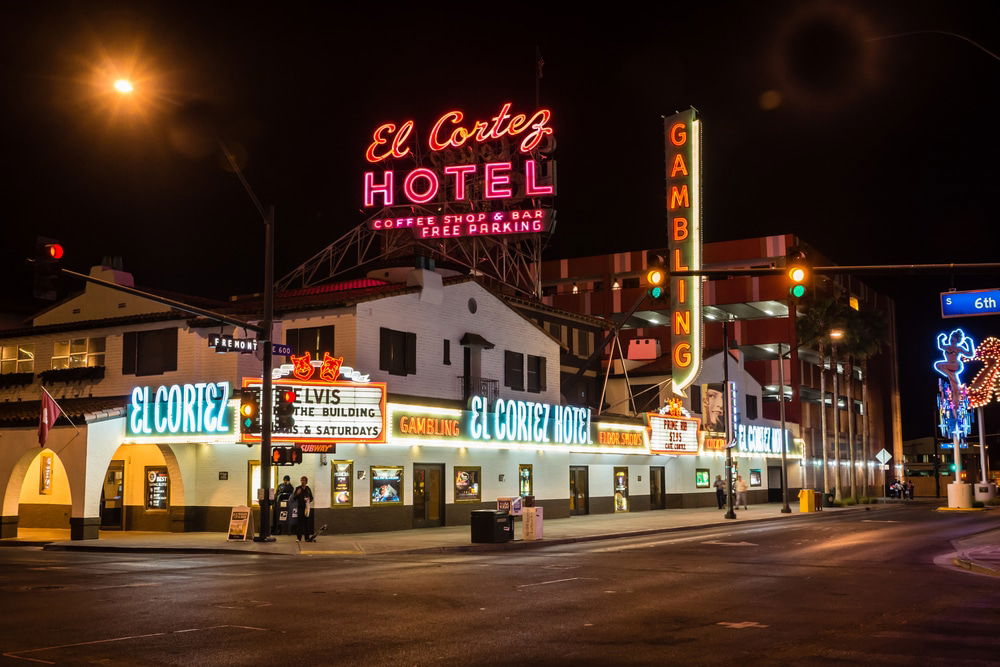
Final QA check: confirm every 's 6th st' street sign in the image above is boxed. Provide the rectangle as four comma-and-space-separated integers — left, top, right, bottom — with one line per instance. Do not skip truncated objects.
941, 289, 1000, 318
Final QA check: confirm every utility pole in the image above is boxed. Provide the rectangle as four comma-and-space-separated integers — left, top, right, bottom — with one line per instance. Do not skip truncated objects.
723, 318, 736, 520
778, 341, 791, 513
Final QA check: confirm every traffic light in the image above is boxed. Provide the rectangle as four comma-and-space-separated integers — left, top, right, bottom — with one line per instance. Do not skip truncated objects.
32, 236, 64, 301
785, 247, 809, 300
239, 388, 261, 435
271, 446, 303, 465
646, 265, 667, 300
275, 386, 296, 433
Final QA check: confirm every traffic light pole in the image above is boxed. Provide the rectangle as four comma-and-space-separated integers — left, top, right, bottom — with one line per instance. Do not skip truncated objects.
723, 318, 736, 520
777, 341, 791, 513
256, 205, 276, 542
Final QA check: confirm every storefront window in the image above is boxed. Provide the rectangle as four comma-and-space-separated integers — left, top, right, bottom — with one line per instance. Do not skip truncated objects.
750, 469, 762, 487
695, 469, 710, 488
614, 467, 629, 513
371, 466, 403, 505
247, 461, 281, 506
518, 464, 533, 496
145, 466, 169, 510
332, 461, 353, 507
454, 466, 481, 502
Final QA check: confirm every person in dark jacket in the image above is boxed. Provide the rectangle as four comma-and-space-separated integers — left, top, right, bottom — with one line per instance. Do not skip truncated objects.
293, 476, 315, 542
713, 475, 726, 509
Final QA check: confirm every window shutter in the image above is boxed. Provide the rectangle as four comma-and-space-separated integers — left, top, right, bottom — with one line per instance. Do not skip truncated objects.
122, 331, 136, 375
379, 328, 391, 371
504, 351, 515, 388
443, 339, 450, 365
162, 328, 178, 372
539, 356, 546, 391
405, 332, 416, 375
319, 326, 335, 356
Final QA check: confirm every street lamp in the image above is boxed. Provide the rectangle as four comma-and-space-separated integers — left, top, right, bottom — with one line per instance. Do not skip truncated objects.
113, 79, 134, 94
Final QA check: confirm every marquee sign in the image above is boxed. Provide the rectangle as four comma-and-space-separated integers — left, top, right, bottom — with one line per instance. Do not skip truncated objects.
736, 424, 796, 456
363, 102, 556, 239
666, 108, 703, 396
468, 396, 591, 445
127, 381, 233, 438
242, 378, 387, 445
647, 413, 700, 454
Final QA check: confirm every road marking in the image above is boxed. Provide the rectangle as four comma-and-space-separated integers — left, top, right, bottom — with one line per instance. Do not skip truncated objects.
89, 582, 161, 591
717, 621, 769, 629
2, 625, 268, 664
516, 577, 597, 589
703, 540, 757, 547
861, 519, 898, 523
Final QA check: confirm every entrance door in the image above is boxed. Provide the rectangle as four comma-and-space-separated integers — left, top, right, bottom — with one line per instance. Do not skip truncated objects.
569, 466, 589, 515
650, 466, 666, 509
413, 463, 444, 528
100, 460, 125, 530
767, 465, 783, 503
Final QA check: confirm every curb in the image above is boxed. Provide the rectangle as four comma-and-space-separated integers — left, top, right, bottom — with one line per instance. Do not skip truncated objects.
20, 505, 876, 557
389, 505, 877, 555
953, 556, 1000, 577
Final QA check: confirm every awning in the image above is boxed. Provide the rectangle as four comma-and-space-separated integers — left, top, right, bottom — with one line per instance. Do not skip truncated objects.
460, 333, 495, 349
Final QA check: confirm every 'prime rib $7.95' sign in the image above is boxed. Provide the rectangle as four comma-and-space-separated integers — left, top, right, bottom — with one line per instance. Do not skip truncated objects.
242, 379, 387, 444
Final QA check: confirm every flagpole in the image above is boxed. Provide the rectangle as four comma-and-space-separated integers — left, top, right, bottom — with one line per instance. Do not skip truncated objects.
41, 385, 80, 434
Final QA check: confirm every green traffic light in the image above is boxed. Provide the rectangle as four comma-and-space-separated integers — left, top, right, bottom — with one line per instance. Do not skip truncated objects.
649, 286, 663, 299
789, 284, 806, 298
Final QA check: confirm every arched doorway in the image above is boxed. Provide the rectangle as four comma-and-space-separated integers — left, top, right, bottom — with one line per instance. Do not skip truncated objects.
96, 443, 186, 532
1, 448, 74, 538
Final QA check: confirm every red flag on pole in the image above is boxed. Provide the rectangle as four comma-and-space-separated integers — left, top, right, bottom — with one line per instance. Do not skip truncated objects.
38, 388, 60, 447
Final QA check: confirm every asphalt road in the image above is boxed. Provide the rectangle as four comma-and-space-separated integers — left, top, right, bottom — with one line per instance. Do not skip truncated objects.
0, 505, 998, 666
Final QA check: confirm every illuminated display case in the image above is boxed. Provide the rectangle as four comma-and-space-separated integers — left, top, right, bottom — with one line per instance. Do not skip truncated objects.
371, 466, 403, 505
145, 466, 169, 511
454, 466, 481, 502
695, 469, 710, 488
332, 461, 353, 507
613, 467, 629, 513
750, 469, 762, 487
518, 464, 533, 496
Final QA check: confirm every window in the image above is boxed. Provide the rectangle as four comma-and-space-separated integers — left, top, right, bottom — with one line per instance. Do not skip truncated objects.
504, 350, 524, 390
541, 285, 557, 297
526, 355, 547, 393
123, 328, 178, 377
379, 327, 416, 376
0, 344, 34, 374
593, 281, 603, 292
576, 329, 591, 357
247, 461, 281, 507
285, 326, 334, 359
745, 394, 759, 420
547, 321, 562, 341
52, 337, 105, 369
443, 339, 451, 365
519, 464, 533, 496
622, 277, 640, 289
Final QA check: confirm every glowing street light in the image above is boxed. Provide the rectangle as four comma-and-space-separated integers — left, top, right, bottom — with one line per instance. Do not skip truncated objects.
829, 329, 845, 340
113, 79, 134, 94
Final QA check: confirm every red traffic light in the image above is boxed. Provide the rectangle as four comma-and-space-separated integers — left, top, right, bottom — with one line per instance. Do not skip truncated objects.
46, 244, 64, 260
280, 389, 296, 404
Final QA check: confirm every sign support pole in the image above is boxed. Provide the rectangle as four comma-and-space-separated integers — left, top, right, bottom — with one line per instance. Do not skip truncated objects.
255, 205, 276, 543
723, 318, 736, 520
977, 406, 988, 484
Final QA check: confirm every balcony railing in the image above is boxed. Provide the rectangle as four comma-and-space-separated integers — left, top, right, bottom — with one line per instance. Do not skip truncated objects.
458, 376, 499, 403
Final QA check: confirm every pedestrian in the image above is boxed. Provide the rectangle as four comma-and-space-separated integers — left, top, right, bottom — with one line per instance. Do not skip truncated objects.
713, 474, 726, 509
907, 480, 915, 501
293, 475, 315, 542
735, 474, 749, 510
273, 475, 294, 533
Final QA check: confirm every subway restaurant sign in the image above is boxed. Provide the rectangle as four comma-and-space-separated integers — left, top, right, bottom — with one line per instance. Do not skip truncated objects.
665, 108, 703, 396
389, 399, 647, 451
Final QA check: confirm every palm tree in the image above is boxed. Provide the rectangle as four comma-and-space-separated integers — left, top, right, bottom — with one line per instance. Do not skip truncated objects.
797, 297, 844, 497
842, 308, 862, 500
850, 309, 888, 496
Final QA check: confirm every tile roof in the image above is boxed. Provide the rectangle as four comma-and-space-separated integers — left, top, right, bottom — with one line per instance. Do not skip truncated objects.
0, 396, 128, 427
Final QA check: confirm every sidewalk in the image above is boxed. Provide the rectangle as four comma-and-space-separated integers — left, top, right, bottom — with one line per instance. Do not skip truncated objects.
952, 526, 1000, 577
1, 502, 870, 557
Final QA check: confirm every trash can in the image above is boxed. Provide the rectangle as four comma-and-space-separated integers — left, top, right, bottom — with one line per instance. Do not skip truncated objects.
471, 510, 514, 543
798, 488, 815, 513
814, 491, 823, 512
823, 492, 836, 508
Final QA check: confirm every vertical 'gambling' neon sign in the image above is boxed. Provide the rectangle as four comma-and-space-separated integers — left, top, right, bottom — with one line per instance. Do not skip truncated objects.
666, 108, 703, 396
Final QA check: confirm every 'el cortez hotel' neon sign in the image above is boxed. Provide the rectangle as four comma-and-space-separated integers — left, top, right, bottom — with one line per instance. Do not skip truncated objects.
666, 108, 703, 396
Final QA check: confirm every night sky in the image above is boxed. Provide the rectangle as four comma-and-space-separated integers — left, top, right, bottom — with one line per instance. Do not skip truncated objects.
1, 1, 997, 440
